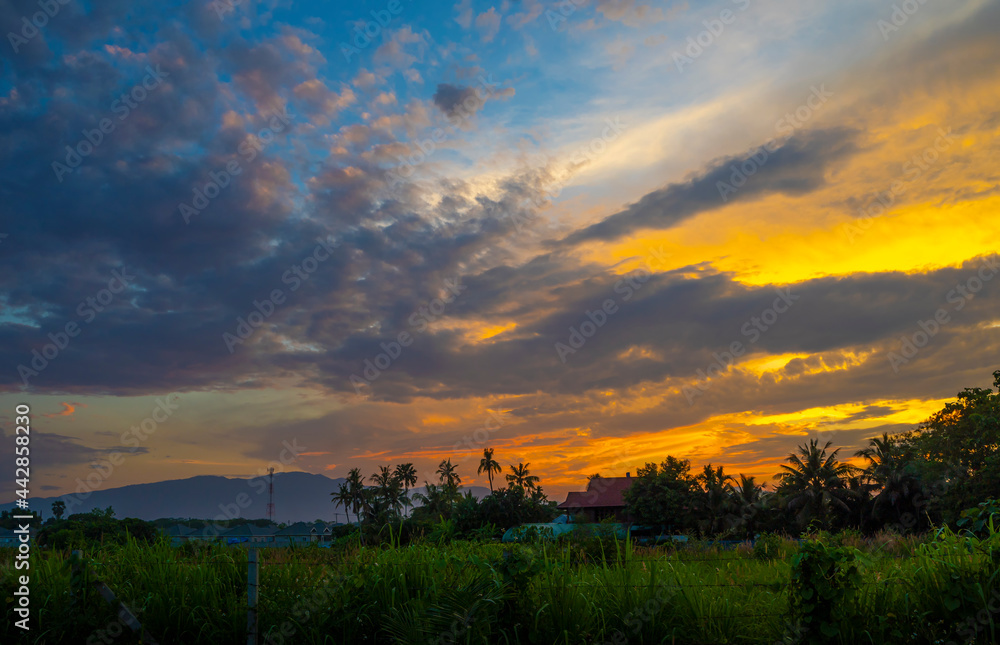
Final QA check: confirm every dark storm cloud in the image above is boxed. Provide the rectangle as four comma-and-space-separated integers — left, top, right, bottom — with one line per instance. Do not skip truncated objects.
561, 127, 860, 246
0, 428, 148, 495
305, 254, 1000, 412
1, 0, 997, 436
431, 83, 482, 118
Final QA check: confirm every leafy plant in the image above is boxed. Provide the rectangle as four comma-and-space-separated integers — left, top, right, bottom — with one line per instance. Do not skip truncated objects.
789, 539, 862, 644
957, 499, 1000, 537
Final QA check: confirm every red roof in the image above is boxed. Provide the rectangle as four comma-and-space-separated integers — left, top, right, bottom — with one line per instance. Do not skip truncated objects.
557, 476, 632, 509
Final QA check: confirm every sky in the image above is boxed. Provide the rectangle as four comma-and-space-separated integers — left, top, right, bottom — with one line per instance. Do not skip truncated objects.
1, 0, 999, 503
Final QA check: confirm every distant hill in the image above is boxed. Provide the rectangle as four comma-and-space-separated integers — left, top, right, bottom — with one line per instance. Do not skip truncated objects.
1, 472, 490, 523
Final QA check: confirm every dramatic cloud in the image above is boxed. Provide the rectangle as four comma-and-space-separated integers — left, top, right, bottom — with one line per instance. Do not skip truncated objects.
1, 0, 998, 498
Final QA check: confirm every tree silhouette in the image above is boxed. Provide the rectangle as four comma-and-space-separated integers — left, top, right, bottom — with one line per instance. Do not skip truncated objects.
697, 464, 735, 535
505, 463, 539, 492
478, 448, 502, 492
330, 482, 353, 522
856, 433, 922, 528
394, 463, 418, 494
775, 439, 856, 530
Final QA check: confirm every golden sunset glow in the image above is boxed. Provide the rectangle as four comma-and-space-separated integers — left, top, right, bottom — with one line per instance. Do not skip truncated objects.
5, 0, 999, 509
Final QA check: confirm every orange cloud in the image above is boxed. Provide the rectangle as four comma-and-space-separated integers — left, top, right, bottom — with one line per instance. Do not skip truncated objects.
43, 402, 81, 418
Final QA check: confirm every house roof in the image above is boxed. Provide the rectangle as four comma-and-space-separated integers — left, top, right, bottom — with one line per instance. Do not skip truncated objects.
557, 476, 633, 509
275, 521, 330, 536
161, 524, 196, 537
222, 524, 277, 537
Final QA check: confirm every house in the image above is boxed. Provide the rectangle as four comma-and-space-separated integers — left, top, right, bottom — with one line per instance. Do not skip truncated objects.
557, 474, 634, 522
161, 524, 197, 545
0, 527, 17, 546
0, 527, 35, 546
275, 521, 332, 545
222, 524, 277, 545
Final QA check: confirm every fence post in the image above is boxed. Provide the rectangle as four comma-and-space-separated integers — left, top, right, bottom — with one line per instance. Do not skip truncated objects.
69, 549, 84, 608
68, 549, 160, 644
247, 548, 259, 645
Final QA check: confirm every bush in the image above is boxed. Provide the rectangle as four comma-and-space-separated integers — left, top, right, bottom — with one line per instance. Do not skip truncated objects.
957, 499, 1000, 538
788, 539, 863, 644
753, 532, 789, 561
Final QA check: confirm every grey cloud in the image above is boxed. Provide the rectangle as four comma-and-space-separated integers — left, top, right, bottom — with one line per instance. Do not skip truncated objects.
561, 127, 860, 246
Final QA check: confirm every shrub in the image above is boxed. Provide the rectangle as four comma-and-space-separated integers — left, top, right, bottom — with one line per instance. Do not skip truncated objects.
753, 532, 788, 561
788, 539, 862, 644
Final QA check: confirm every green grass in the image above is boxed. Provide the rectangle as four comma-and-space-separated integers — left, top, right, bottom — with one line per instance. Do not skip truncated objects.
2, 528, 998, 644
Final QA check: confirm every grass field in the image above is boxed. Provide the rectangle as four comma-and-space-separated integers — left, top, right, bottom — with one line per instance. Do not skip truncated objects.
2, 527, 998, 644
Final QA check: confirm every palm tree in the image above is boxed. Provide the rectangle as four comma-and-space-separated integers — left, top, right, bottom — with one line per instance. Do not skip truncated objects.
371, 465, 406, 519
775, 439, 857, 530
51, 500, 66, 520
506, 463, 540, 492
435, 459, 462, 511
698, 464, 735, 535
856, 433, 922, 529
394, 463, 418, 494
345, 467, 368, 522
732, 474, 764, 537
478, 448, 502, 492
330, 482, 353, 522
436, 459, 462, 489
394, 463, 418, 515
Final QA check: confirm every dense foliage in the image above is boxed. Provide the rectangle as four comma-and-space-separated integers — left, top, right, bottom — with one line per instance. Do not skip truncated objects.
34, 507, 157, 549
622, 370, 1000, 539
330, 453, 556, 543
3, 526, 998, 644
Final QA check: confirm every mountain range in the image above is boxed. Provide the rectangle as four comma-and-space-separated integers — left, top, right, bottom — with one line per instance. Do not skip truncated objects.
2, 472, 491, 523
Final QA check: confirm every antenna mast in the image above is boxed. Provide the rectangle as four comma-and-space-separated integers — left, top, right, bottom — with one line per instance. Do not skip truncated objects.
266, 467, 275, 523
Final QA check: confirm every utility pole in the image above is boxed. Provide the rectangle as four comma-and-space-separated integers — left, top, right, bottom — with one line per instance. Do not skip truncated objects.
265, 468, 275, 524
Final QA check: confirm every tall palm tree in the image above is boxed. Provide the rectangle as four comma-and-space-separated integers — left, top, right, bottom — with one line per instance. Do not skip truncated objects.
436, 459, 462, 489
394, 463, 418, 515
345, 467, 368, 522
732, 474, 764, 537
478, 448, 502, 492
734, 474, 763, 506
330, 482, 353, 522
371, 465, 406, 519
506, 463, 540, 492
856, 433, 922, 528
394, 463, 418, 494
775, 439, 857, 530
698, 464, 735, 535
